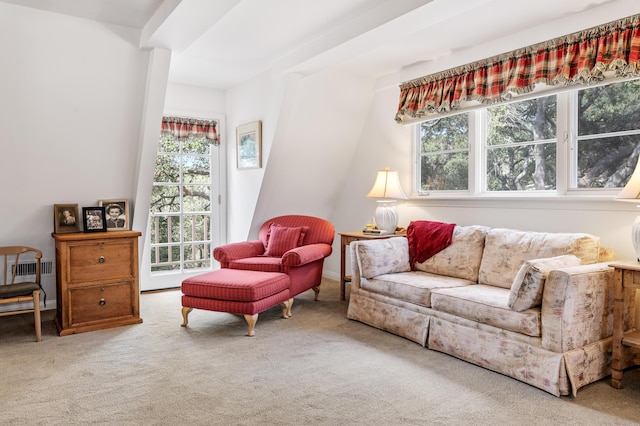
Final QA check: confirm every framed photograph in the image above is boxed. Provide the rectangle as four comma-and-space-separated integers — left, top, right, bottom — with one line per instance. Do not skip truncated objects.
98, 199, 130, 231
53, 204, 80, 234
236, 120, 262, 169
82, 207, 107, 232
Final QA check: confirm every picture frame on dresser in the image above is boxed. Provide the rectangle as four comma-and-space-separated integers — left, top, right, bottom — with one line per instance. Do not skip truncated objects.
98, 199, 129, 231
53, 204, 80, 234
82, 206, 107, 232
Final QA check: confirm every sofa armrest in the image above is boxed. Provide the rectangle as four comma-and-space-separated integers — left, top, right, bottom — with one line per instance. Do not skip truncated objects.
350, 242, 362, 293
281, 243, 332, 267
541, 262, 635, 352
213, 240, 265, 266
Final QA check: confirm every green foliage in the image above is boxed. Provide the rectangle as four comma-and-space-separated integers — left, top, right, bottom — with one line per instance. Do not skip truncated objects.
486, 96, 556, 191
418, 79, 640, 192
577, 80, 640, 188
420, 113, 469, 190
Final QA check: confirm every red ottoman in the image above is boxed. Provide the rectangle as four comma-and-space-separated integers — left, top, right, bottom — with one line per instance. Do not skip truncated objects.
181, 269, 292, 336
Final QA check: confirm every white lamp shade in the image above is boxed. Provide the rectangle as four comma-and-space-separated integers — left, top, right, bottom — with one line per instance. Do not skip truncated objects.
366, 169, 408, 200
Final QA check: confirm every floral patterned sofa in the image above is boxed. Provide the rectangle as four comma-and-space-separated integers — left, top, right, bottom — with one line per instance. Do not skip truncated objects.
347, 225, 636, 396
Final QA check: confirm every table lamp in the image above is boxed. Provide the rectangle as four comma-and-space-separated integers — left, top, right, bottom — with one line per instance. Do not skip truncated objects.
616, 155, 640, 260
366, 168, 408, 233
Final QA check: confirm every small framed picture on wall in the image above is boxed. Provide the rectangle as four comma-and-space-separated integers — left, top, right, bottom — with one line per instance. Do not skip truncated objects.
82, 207, 107, 232
236, 120, 262, 169
99, 199, 130, 231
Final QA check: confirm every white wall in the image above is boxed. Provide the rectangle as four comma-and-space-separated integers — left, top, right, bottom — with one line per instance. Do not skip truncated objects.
224, 67, 375, 244
0, 3, 152, 307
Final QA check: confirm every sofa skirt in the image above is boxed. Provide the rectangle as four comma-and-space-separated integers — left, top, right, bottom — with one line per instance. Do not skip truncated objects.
347, 292, 429, 346
428, 317, 569, 396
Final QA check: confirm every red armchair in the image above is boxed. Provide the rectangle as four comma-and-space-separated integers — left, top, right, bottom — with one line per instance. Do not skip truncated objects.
213, 215, 335, 299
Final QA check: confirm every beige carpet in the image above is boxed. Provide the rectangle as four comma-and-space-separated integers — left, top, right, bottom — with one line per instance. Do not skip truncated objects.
1, 278, 640, 425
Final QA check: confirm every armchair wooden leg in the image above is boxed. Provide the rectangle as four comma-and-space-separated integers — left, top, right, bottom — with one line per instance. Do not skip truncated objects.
181, 307, 193, 327
280, 298, 293, 318
312, 286, 320, 301
33, 290, 41, 342
244, 314, 258, 336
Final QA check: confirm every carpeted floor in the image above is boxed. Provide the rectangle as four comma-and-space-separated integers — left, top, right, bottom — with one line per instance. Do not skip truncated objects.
1, 278, 640, 425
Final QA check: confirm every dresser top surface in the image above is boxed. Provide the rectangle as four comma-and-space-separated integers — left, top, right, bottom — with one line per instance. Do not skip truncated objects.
52, 230, 141, 242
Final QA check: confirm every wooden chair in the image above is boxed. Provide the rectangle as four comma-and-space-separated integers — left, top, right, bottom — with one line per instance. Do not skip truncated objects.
0, 246, 43, 341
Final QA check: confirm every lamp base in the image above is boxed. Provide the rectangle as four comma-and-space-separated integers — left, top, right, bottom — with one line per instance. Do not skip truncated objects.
374, 200, 398, 234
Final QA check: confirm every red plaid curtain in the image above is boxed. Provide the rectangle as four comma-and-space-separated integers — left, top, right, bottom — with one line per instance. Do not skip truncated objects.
395, 14, 640, 123
161, 116, 220, 145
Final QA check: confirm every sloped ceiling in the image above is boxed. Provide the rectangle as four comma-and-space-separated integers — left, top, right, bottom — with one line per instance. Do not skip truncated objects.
0, 0, 625, 89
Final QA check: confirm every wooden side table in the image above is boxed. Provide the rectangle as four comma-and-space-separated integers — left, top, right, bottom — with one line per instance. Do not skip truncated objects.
339, 231, 404, 300
609, 261, 640, 389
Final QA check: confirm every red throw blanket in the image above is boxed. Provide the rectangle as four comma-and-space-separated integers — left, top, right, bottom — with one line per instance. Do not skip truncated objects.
407, 220, 456, 268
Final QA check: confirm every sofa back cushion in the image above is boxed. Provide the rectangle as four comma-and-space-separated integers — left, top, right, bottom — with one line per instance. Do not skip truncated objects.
414, 225, 489, 282
478, 228, 600, 289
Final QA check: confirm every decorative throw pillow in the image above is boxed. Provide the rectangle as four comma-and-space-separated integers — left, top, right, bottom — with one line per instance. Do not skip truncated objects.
356, 237, 410, 279
264, 224, 306, 257
508, 255, 582, 311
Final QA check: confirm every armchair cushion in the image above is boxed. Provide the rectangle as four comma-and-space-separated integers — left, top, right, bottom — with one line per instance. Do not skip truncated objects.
264, 224, 308, 257
228, 257, 282, 272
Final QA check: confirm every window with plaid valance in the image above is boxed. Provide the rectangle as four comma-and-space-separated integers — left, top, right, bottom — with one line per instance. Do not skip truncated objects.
161, 116, 220, 145
395, 14, 640, 123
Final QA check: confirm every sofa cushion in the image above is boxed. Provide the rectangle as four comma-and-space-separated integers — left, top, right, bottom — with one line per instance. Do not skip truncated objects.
356, 237, 410, 279
508, 255, 582, 311
431, 285, 541, 337
478, 228, 600, 289
414, 225, 488, 282
360, 271, 475, 308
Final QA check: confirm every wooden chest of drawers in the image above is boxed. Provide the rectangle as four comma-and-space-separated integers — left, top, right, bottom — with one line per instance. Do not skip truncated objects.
52, 231, 143, 335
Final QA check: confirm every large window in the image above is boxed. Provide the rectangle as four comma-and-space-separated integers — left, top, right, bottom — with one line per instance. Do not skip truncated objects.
416, 79, 640, 195
149, 134, 212, 273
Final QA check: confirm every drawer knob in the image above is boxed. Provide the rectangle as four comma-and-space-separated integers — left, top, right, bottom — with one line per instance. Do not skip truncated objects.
99, 298, 106, 306
99, 256, 105, 263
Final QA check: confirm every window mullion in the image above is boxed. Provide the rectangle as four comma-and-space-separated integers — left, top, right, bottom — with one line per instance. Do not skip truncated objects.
556, 91, 570, 194
472, 109, 484, 195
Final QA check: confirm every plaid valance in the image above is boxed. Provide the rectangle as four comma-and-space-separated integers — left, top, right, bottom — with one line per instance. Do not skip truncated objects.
161, 116, 220, 145
395, 14, 640, 123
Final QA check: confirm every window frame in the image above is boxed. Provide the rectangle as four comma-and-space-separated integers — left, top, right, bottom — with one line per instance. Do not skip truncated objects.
414, 80, 638, 199
149, 133, 214, 275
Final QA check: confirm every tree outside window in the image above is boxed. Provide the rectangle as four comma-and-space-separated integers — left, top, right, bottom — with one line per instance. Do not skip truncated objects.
417, 79, 640, 194
150, 134, 212, 273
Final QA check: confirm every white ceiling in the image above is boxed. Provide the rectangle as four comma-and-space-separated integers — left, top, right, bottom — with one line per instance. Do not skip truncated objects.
0, 0, 629, 90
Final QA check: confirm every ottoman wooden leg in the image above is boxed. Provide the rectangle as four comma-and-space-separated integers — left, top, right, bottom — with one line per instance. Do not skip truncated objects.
280, 298, 294, 318
181, 307, 193, 327
244, 314, 258, 337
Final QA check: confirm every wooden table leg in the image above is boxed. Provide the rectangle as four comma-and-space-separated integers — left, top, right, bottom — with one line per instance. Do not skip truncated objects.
611, 268, 624, 389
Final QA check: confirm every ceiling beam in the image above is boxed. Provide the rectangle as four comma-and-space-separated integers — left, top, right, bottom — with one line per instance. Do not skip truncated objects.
140, 0, 241, 51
